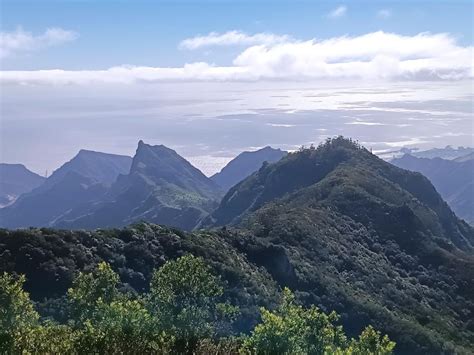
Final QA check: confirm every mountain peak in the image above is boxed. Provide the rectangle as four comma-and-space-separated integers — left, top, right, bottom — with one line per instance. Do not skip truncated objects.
211, 146, 287, 191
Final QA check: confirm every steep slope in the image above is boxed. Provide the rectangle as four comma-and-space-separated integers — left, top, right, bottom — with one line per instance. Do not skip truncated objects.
0, 223, 280, 332
57, 141, 222, 230
0, 163, 45, 207
0, 172, 108, 228
39, 149, 132, 191
204, 137, 474, 353
211, 146, 287, 191
392, 154, 474, 224
454, 151, 474, 162
0, 150, 132, 228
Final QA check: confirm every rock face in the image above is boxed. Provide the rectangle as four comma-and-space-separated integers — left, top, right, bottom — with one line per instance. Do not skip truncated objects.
0, 151, 132, 228
211, 146, 287, 192
392, 154, 474, 224
0, 164, 45, 207
55, 141, 222, 230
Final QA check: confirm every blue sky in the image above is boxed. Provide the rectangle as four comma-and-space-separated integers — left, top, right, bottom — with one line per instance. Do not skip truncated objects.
1, 0, 473, 70
0, 0, 473, 175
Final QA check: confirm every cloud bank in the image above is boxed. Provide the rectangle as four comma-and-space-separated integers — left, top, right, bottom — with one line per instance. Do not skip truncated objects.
1, 31, 472, 84
0, 27, 78, 58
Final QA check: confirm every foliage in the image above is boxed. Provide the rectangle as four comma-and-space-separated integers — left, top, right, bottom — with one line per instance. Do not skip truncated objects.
149, 254, 237, 352
68, 261, 119, 322
0, 138, 472, 353
242, 288, 394, 355
0, 273, 39, 352
0, 258, 393, 354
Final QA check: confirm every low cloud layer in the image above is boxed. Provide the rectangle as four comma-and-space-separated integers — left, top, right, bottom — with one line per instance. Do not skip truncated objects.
1, 31, 472, 84
0, 27, 78, 58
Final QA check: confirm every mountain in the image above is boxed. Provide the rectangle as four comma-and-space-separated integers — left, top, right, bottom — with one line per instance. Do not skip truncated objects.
0, 151, 132, 228
1, 138, 473, 352
56, 141, 222, 230
202, 137, 474, 353
0, 163, 45, 207
454, 151, 474, 162
39, 149, 132, 191
211, 146, 287, 191
411, 146, 474, 160
392, 154, 474, 224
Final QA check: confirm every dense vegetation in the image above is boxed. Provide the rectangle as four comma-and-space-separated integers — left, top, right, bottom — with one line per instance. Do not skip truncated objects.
0, 255, 394, 354
1, 138, 472, 354
203, 137, 474, 353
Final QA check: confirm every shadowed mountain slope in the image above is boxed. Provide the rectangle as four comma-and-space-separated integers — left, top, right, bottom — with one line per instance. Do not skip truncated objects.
0, 163, 45, 207
392, 154, 474, 224
211, 146, 287, 192
0, 150, 132, 228
56, 141, 222, 230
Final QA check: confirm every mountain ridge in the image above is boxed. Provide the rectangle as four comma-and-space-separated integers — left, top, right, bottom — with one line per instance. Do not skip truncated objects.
0, 163, 45, 207
392, 154, 474, 225
55, 141, 222, 230
211, 146, 287, 192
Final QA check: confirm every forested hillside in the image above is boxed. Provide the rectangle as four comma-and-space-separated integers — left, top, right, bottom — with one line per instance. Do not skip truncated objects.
1, 254, 394, 354
1, 138, 473, 354
392, 154, 474, 224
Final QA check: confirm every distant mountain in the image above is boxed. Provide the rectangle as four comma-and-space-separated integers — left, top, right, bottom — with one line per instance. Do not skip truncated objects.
1, 137, 473, 353
56, 141, 222, 230
39, 149, 132, 191
0, 172, 108, 228
411, 146, 474, 160
0, 150, 132, 228
202, 137, 474, 352
211, 146, 287, 191
454, 151, 474, 162
392, 154, 474, 224
0, 164, 45, 207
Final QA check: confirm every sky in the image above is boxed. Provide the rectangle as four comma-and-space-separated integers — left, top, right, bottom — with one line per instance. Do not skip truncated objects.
1, 0, 473, 176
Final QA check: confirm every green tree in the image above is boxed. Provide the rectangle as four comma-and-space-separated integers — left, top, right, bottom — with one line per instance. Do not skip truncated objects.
149, 255, 237, 352
0, 273, 39, 352
242, 288, 395, 355
348, 325, 395, 355
67, 261, 119, 323
74, 299, 173, 353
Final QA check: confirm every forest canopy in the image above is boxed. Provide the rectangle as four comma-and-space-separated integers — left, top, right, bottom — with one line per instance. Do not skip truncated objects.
0, 255, 394, 354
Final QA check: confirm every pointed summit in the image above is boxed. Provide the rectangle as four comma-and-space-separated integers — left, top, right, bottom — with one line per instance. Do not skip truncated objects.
130, 141, 219, 198
53, 141, 222, 230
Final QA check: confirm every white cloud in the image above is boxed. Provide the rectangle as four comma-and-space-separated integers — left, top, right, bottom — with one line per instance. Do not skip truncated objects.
328, 5, 347, 19
1, 31, 472, 85
232, 31, 473, 81
0, 27, 78, 58
179, 30, 290, 50
377, 9, 392, 19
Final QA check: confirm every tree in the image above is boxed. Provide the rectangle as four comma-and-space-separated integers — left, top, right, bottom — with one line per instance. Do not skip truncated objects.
0, 273, 40, 352
149, 255, 237, 352
242, 288, 395, 355
67, 261, 119, 323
